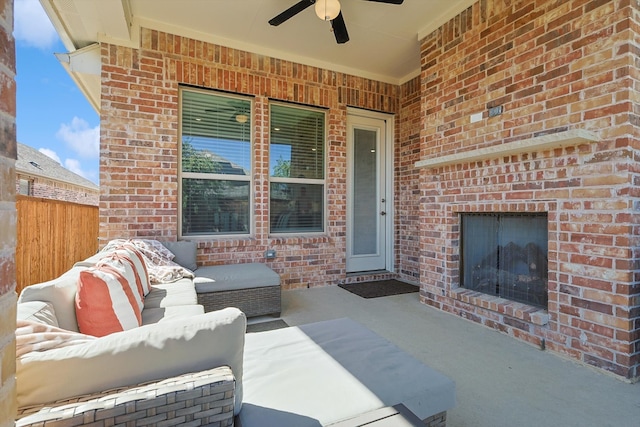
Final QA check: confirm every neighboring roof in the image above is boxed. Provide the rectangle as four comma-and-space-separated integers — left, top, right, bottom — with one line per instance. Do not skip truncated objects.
16, 143, 99, 191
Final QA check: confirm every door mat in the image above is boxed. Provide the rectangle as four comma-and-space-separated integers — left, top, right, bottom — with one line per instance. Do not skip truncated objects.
246, 319, 289, 333
339, 280, 419, 299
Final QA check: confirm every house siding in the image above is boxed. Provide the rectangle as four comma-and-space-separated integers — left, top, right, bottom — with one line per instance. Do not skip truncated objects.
0, 0, 17, 421
99, 29, 410, 289
417, 0, 639, 380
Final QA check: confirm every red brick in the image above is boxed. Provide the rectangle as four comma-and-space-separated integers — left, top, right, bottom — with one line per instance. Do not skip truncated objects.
95, 1, 640, 383
413, 0, 640, 381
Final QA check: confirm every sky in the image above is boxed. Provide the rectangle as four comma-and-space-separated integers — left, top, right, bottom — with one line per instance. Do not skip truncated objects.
14, 0, 100, 184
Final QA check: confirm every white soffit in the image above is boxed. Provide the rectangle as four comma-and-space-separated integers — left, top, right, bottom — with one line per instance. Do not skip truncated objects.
40, 0, 480, 112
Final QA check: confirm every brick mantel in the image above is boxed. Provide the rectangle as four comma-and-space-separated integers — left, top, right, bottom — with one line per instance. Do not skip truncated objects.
415, 129, 599, 169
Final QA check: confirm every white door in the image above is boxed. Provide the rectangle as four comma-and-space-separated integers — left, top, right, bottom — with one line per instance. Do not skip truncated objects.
346, 110, 393, 273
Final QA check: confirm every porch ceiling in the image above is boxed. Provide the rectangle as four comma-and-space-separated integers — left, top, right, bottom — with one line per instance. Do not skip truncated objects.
40, 0, 475, 112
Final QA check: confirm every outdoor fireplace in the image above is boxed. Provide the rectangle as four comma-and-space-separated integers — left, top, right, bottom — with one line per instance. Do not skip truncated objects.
460, 213, 548, 308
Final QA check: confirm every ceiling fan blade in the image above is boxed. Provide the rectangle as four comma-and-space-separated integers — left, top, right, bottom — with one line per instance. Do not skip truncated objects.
331, 11, 349, 44
269, 0, 315, 26
365, 0, 404, 3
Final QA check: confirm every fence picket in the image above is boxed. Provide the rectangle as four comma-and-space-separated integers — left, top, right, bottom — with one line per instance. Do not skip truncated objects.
16, 195, 98, 294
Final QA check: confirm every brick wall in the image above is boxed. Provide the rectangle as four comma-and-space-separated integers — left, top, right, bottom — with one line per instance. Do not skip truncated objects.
396, 76, 422, 282
16, 175, 99, 206
0, 0, 16, 422
97, 1, 639, 380
418, 0, 639, 380
99, 29, 408, 289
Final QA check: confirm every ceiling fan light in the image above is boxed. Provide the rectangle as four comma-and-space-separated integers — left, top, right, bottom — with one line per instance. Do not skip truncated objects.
315, 0, 340, 21
235, 114, 248, 124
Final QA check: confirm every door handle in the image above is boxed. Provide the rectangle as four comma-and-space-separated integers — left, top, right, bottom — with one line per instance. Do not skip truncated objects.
380, 211, 386, 216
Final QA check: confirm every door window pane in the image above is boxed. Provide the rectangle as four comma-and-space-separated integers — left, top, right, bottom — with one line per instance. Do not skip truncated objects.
353, 128, 377, 255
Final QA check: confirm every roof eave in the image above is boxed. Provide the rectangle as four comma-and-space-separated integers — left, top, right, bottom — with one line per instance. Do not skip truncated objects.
54, 44, 102, 114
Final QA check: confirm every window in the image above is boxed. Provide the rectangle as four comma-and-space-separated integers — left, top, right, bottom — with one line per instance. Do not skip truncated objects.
269, 103, 325, 233
18, 179, 32, 196
180, 88, 252, 236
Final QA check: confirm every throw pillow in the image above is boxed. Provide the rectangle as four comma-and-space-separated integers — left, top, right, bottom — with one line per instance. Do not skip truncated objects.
97, 252, 145, 311
112, 243, 152, 295
16, 301, 59, 327
93, 243, 152, 296
76, 264, 142, 337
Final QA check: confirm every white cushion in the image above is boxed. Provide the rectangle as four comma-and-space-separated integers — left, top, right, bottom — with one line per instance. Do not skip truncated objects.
17, 266, 87, 332
142, 305, 205, 325
17, 308, 246, 415
239, 318, 456, 426
144, 278, 198, 308
194, 263, 280, 293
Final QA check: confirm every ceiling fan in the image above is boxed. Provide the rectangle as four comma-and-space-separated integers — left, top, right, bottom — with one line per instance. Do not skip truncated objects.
269, 0, 404, 44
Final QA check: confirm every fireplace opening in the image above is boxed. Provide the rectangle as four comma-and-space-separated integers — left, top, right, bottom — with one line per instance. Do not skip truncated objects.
460, 213, 548, 308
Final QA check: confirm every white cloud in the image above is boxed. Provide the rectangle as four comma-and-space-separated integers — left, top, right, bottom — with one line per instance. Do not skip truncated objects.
38, 150, 98, 184
65, 159, 99, 184
56, 117, 100, 159
38, 147, 61, 164
14, 0, 58, 49
64, 158, 87, 178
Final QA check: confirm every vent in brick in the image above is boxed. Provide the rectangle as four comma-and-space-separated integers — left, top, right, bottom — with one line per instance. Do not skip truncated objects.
460, 213, 548, 308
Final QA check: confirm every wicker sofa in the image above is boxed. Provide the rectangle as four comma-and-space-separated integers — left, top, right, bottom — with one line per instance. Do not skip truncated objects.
15, 240, 250, 426
15, 240, 455, 426
16, 366, 237, 426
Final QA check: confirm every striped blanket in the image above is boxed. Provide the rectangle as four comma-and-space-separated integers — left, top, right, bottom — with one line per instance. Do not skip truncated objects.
16, 320, 96, 358
101, 239, 195, 284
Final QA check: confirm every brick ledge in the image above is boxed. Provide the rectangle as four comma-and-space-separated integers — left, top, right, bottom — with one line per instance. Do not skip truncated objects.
415, 129, 599, 169
451, 288, 549, 326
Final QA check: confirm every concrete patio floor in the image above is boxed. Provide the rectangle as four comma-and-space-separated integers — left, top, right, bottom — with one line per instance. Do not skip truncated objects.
268, 285, 639, 427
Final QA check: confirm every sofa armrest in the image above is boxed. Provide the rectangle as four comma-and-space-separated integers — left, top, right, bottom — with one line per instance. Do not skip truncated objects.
16, 366, 235, 427
17, 308, 246, 415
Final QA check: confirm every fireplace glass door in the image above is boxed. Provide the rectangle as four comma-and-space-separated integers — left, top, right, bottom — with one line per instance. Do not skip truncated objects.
460, 213, 548, 308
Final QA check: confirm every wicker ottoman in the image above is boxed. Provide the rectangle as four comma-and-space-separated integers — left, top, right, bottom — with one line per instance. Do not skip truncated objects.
194, 263, 281, 318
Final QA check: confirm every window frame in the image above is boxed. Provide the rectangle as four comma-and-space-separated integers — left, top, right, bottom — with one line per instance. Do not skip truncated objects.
178, 86, 254, 239
268, 101, 327, 236
18, 178, 32, 196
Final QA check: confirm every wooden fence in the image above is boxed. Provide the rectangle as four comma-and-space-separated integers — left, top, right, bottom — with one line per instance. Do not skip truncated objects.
16, 195, 99, 295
